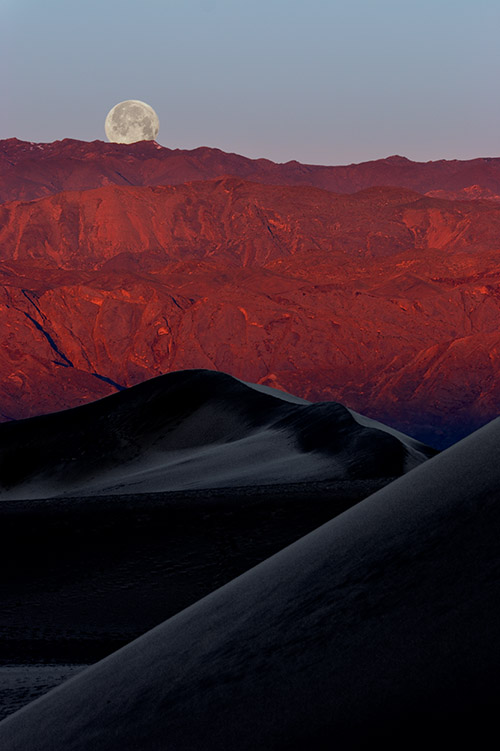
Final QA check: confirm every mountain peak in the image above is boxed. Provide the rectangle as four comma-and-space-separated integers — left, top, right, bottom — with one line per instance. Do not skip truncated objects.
384, 155, 412, 164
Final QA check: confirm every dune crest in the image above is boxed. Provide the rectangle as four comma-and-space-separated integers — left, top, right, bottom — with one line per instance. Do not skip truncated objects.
0, 370, 433, 499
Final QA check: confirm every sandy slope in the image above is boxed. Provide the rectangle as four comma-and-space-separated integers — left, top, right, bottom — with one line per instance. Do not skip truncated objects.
0, 481, 388, 666
1, 418, 498, 749
0, 370, 433, 500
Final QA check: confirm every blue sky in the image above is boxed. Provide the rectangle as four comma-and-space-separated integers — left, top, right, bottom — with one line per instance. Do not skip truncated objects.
2, 0, 500, 164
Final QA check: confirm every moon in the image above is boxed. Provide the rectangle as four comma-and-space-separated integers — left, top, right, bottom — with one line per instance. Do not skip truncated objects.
105, 100, 160, 144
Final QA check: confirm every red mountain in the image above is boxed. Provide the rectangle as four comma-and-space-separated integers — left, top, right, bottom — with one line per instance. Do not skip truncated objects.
1, 176, 500, 446
2, 138, 500, 204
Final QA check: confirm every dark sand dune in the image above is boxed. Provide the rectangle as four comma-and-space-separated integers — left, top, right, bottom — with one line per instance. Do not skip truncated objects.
0, 371, 431, 712
1, 419, 498, 749
0, 371, 432, 715
0, 369, 434, 499
0, 481, 388, 666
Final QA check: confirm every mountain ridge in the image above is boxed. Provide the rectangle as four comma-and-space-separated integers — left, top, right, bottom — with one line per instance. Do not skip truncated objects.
2, 138, 500, 203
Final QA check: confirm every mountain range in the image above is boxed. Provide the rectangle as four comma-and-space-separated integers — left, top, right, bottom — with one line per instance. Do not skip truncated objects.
2, 137, 500, 202
1, 140, 500, 445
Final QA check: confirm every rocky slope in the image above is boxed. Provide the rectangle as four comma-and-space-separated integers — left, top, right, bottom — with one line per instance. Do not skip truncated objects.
1, 178, 500, 445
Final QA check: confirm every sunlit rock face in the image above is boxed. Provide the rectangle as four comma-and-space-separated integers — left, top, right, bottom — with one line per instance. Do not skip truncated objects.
1, 141, 500, 446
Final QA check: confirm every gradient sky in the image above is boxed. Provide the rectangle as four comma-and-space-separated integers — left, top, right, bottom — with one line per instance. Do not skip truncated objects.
2, 0, 500, 165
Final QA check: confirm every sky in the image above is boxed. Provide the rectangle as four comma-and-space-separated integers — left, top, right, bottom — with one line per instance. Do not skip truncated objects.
2, 0, 500, 165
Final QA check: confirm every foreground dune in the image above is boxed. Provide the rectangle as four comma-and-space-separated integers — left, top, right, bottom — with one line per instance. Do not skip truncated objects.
1, 417, 498, 749
0, 370, 433, 499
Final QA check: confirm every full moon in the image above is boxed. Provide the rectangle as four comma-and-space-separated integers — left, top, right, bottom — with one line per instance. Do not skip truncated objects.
105, 100, 160, 144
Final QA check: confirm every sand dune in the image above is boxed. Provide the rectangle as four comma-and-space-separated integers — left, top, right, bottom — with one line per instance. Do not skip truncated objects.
0, 369, 433, 499
0, 417, 498, 749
